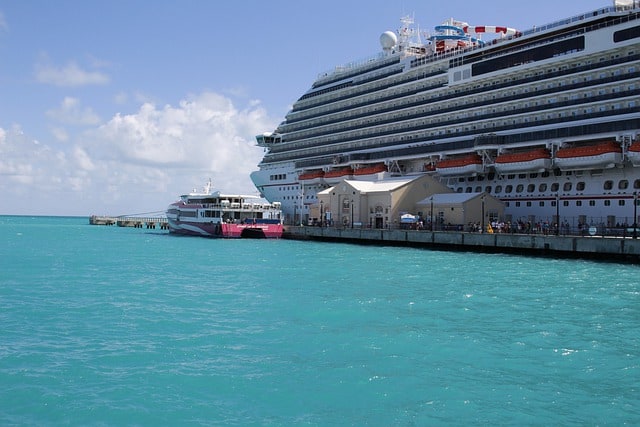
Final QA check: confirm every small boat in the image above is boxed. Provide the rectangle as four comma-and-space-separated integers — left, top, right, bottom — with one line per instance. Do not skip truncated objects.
166, 180, 283, 238
436, 154, 483, 176
353, 163, 387, 176
494, 147, 551, 173
554, 140, 622, 170
627, 141, 640, 166
298, 169, 325, 181
323, 167, 353, 181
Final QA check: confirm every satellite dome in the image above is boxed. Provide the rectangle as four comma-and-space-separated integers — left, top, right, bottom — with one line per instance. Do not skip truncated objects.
379, 31, 398, 50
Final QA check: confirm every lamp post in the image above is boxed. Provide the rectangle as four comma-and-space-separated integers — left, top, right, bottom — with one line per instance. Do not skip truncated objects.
350, 199, 354, 228
634, 192, 638, 239
320, 200, 324, 227
481, 194, 486, 233
430, 196, 434, 231
556, 193, 560, 236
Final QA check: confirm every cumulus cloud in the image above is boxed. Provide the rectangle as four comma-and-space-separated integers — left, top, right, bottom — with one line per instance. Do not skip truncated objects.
46, 97, 101, 126
0, 92, 276, 216
35, 60, 110, 87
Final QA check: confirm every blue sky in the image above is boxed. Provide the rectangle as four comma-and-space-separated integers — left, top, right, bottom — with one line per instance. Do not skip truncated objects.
0, 0, 609, 215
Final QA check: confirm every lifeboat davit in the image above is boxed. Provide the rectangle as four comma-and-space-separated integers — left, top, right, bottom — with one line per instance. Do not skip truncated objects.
436, 154, 483, 176
554, 140, 622, 170
353, 163, 387, 176
494, 148, 551, 173
627, 141, 640, 166
298, 169, 325, 182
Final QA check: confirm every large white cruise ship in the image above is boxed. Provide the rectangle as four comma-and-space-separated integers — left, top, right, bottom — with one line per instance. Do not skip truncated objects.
251, 1, 640, 228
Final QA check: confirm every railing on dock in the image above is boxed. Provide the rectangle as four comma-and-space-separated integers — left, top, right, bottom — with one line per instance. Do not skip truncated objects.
89, 215, 169, 230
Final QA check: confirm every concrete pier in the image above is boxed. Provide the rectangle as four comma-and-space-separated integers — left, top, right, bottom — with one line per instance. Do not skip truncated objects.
89, 215, 169, 230
283, 226, 640, 263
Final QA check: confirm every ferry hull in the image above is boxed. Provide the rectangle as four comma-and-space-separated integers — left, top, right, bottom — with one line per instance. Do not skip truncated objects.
167, 219, 283, 238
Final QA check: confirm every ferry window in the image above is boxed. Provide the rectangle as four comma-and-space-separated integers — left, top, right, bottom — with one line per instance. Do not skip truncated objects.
495, 185, 502, 193
468, 177, 475, 182
518, 174, 527, 179
539, 183, 548, 192
458, 178, 466, 183
542, 171, 550, 178
488, 173, 496, 180
589, 200, 596, 206
475, 186, 482, 192
526, 202, 532, 207
527, 184, 535, 193
505, 185, 513, 194
515, 202, 521, 207
551, 183, 560, 192
576, 182, 586, 191
529, 173, 538, 179
554, 169, 562, 177
539, 201, 545, 207
457, 188, 463, 193
576, 201, 582, 207
563, 201, 570, 207
516, 184, 524, 193
466, 187, 473, 193
635, 179, 640, 189
563, 182, 572, 192
477, 175, 485, 182
605, 200, 611, 206
507, 174, 515, 179
485, 186, 492, 193
619, 200, 626, 206
619, 180, 629, 190
604, 180, 614, 190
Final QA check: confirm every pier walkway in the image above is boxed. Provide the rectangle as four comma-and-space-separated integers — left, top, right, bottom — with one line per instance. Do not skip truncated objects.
283, 226, 640, 263
89, 215, 168, 230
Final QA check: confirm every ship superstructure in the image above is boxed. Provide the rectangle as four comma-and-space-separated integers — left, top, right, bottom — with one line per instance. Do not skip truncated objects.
251, 1, 640, 228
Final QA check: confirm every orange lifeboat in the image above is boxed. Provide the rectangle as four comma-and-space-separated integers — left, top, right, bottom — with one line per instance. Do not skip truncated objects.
324, 167, 353, 180
627, 141, 640, 166
353, 163, 387, 176
436, 154, 483, 176
298, 170, 325, 181
494, 148, 551, 173
554, 140, 622, 170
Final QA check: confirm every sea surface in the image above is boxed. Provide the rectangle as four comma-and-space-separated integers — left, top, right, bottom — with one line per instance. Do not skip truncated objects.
0, 215, 638, 426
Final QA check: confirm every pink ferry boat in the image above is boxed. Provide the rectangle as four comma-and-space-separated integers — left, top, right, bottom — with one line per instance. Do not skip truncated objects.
166, 180, 283, 238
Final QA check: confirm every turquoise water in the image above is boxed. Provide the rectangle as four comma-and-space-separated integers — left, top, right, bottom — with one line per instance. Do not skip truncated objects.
1, 216, 638, 426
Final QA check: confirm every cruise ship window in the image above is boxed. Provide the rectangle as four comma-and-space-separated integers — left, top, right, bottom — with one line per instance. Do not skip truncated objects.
605, 200, 611, 207
527, 184, 535, 193
563, 183, 572, 192
576, 201, 582, 207
542, 171, 550, 178
634, 179, 640, 189
516, 184, 524, 193
563, 201, 570, 207
526, 202, 532, 207
619, 200, 626, 206
475, 186, 482, 192
485, 186, 492, 193
604, 180, 614, 190
466, 187, 473, 193
495, 185, 502, 193
551, 183, 560, 192
589, 200, 596, 207
619, 180, 629, 190
515, 202, 521, 207
539, 201, 545, 207
457, 188, 463, 193
505, 185, 513, 194
576, 182, 586, 191
539, 183, 548, 192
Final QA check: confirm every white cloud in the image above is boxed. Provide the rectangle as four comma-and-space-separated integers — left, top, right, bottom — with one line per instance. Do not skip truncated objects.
46, 97, 101, 126
35, 60, 110, 87
0, 11, 8, 33
0, 92, 277, 216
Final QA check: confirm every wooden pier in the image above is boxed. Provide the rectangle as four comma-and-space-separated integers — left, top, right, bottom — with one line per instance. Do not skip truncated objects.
89, 215, 169, 230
